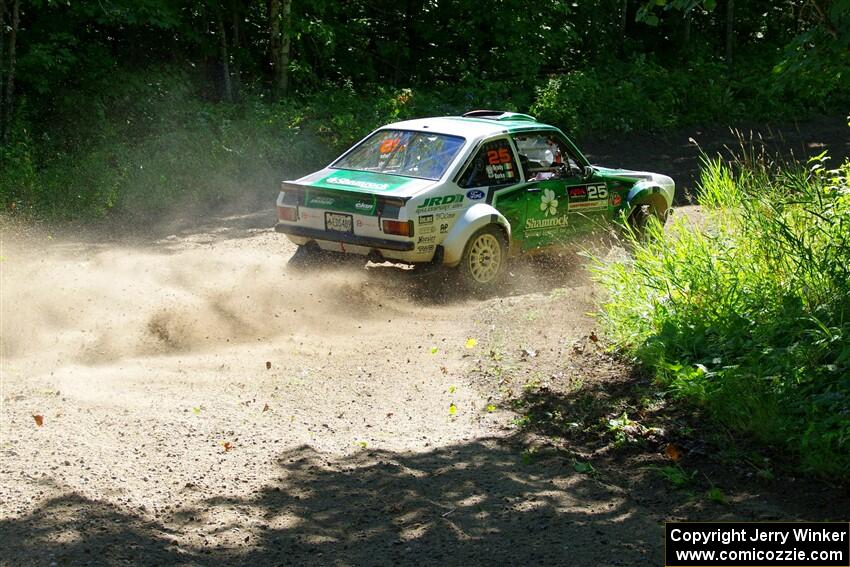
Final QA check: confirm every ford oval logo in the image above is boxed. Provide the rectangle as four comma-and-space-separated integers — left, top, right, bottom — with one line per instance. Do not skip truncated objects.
466, 189, 485, 200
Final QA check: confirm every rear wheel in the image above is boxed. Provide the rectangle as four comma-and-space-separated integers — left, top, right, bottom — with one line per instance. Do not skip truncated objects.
458, 225, 507, 289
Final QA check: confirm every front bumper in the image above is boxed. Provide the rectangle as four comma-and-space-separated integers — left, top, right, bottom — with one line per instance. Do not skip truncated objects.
274, 223, 415, 251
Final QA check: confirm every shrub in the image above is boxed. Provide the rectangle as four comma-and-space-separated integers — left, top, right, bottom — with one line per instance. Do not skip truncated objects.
594, 153, 850, 477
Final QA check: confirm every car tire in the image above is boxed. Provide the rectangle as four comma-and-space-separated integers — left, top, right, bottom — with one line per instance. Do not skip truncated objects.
628, 204, 659, 240
457, 225, 507, 290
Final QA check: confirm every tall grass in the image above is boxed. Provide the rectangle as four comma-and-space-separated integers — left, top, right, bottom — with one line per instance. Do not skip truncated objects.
594, 152, 850, 477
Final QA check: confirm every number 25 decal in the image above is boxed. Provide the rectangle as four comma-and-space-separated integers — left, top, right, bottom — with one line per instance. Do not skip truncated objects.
487, 148, 512, 165
588, 185, 608, 200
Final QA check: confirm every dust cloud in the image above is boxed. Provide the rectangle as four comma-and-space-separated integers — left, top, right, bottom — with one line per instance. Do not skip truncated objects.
1, 229, 416, 369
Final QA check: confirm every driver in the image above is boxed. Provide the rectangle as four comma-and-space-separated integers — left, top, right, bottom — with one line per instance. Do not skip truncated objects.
527, 137, 564, 181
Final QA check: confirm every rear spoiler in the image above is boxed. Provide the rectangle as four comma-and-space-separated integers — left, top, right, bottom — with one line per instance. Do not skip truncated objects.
279, 182, 409, 219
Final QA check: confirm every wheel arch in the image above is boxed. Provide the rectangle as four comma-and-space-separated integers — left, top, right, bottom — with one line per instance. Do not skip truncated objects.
441, 203, 511, 267
626, 182, 673, 222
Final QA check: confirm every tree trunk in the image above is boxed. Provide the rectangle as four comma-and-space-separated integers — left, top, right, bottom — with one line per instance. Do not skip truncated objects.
0, 0, 7, 141
231, 3, 242, 102
619, 0, 628, 52
725, 0, 734, 66
2, 0, 19, 144
217, 9, 233, 102
620, 0, 628, 35
269, 0, 292, 98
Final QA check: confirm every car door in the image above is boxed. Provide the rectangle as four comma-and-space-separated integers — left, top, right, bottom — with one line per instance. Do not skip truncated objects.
516, 131, 619, 250
457, 136, 525, 252
511, 131, 593, 250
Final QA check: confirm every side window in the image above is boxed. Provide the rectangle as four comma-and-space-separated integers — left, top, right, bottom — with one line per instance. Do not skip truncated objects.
459, 138, 520, 188
512, 132, 583, 181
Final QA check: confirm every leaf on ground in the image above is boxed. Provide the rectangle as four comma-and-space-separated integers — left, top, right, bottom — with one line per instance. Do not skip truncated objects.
32, 415, 44, 427
589, 331, 598, 343
356, 441, 368, 448
664, 443, 683, 462
192, 406, 202, 416
573, 460, 595, 474
430, 347, 438, 354
221, 441, 234, 452
448, 403, 457, 416
440, 366, 448, 375
262, 403, 270, 413
486, 404, 497, 412
265, 361, 272, 370
448, 385, 456, 394
521, 348, 537, 359
465, 338, 477, 349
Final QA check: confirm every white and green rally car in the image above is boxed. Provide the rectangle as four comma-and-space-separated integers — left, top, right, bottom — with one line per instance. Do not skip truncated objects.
275, 110, 674, 286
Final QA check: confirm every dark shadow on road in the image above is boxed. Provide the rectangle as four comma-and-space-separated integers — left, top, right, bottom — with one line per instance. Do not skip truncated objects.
5, 394, 849, 565
2, 436, 661, 566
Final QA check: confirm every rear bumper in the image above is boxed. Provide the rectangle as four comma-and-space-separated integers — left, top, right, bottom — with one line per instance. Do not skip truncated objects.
274, 223, 415, 251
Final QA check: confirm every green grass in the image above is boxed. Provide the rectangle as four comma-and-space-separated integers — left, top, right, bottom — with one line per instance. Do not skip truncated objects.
593, 152, 850, 478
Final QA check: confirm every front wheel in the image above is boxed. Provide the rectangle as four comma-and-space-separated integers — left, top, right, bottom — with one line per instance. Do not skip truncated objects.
627, 204, 665, 240
458, 225, 507, 289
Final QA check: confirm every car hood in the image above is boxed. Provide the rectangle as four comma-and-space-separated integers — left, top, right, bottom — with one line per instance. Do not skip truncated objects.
295, 168, 436, 198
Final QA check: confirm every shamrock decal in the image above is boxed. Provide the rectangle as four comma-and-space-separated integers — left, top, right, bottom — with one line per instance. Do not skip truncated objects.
540, 188, 559, 216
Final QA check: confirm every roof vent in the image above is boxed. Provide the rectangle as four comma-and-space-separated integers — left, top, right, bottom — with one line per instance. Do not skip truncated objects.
462, 110, 536, 122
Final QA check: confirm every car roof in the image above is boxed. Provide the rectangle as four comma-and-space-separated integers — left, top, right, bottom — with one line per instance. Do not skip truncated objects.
383, 114, 560, 142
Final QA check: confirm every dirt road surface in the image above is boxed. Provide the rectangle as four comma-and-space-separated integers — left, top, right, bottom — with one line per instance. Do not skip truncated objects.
3, 116, 849, 565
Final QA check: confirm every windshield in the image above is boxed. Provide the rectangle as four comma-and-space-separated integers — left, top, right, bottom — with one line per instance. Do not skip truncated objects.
332, 130, 465, 181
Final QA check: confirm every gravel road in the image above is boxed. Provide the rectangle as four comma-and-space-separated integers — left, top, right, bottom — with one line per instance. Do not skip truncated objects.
4, 113, 849, 565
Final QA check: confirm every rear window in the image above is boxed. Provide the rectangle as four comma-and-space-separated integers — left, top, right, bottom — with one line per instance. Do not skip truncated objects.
332, 129, 465, 181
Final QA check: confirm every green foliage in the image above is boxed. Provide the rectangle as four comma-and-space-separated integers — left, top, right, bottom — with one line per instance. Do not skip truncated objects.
3, 0, 850, 218
656, 464, 697, 488
529, 54, 848, 137
594, 153, 850, 477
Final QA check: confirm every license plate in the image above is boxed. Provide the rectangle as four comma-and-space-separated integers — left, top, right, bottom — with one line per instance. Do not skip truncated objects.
325, 212, 353, 234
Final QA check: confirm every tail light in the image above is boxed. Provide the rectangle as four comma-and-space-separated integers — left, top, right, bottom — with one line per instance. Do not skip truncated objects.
382, 219, 414, 237
277, 206, 298, 222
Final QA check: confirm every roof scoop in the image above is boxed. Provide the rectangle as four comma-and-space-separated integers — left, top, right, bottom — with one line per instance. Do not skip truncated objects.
462, 110, 537, 122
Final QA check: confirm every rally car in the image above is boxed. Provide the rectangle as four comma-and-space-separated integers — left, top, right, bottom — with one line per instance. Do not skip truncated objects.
275, 110, 674, 287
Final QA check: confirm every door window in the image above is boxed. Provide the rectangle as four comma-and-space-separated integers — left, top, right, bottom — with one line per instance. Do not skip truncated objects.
512, 132, 583, 181
458, 138, 520, 188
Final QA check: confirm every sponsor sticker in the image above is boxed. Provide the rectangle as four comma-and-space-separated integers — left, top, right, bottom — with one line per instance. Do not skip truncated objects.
416, 195, 464, 212
309, 196, 335, 206
419, 225, 435, 234
526, 214, 569, 232
325, 177, 390, 191
569, 200, 607, 211
439, 223, 449, 234
466, 189, 485, 200
611, 194, 623, 206
568, 186, 588, 201
417, 234, 436, 244
417, 244, 436, 254
418, 214, 434, 225
567, 183, 608, 212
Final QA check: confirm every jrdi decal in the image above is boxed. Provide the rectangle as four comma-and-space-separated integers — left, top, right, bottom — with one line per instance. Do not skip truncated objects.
416, 195, 464, 211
